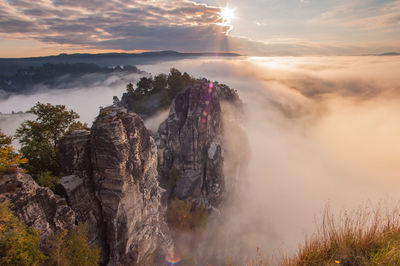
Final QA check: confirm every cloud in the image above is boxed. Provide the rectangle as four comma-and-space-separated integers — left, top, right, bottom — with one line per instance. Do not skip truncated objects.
0, 0, 230, 51
310, 0, 400, 32
2, 0, 399, 56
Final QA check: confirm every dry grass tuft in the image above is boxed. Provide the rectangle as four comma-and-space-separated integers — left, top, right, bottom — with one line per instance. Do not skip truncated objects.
284, 203, 400, 266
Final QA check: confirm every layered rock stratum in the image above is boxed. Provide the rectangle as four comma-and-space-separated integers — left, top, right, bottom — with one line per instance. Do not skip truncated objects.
157, 80, 241, 208
0, 170, 75, 245
57, 107, 173, 265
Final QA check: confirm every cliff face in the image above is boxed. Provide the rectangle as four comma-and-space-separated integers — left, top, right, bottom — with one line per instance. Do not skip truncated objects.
57, 107, 172, 265
157, 80, 240, 208
0, 171, 76, 244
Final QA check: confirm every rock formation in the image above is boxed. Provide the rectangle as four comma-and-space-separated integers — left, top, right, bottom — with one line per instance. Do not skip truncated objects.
0, 77, 243, 265
0, 170, 76, 244
57, 107, 173, 265
157, 80, 242, 208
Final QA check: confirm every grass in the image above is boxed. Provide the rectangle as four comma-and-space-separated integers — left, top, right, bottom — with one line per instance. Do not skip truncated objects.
284, 203, 400, 266
236, 203, 400, 265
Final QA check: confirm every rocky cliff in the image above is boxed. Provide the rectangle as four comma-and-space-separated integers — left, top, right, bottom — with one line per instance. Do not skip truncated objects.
0, 170, 76, 245
57, 107, 173, 265
157, 80, 242, 208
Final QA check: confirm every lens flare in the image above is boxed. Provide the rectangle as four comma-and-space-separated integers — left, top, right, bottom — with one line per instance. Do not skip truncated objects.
166, 254, 182, 265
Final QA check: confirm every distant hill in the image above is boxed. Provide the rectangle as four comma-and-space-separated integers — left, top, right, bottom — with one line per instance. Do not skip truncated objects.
362, 52, 400, 56
377, 52, 400, 56
0, 51, 240, 76
0, 63, 142, 94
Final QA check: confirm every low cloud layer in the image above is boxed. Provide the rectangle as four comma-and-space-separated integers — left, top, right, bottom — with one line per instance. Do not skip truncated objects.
139, 56, 400, 261
0, 71, 142, 139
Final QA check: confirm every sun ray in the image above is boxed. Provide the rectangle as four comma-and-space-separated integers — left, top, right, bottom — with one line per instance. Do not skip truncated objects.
220, 6, 236, 25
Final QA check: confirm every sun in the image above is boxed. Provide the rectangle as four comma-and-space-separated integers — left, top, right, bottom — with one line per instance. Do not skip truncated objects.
220, 6, 236, 24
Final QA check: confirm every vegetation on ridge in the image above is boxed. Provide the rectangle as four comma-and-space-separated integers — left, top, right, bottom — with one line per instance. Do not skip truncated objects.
15, 102, 87, 184
0, 202, 99, 266
120, 68, 197, 116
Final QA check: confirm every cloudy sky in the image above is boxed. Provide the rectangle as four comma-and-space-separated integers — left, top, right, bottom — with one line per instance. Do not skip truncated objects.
0, 0, 399, 57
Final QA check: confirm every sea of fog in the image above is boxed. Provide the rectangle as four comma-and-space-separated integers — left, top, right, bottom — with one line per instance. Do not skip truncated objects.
1, 56, 400, 260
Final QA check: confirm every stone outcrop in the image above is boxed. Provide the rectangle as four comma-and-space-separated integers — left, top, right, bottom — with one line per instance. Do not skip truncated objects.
0, 170, 76, 243
157, 80, 241, 208
57, 129, 107, 260
57, 106, 173, 265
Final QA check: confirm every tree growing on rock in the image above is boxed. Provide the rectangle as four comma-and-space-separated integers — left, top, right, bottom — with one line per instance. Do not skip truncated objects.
167, 68, 196, 98
153, 73, 168, 92
136, 76, 153, 94
15, 102, 87, 179
126, 82, 135, 95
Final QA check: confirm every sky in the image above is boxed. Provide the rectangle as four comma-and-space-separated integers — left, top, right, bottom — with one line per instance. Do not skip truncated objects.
0, 0, 399, 57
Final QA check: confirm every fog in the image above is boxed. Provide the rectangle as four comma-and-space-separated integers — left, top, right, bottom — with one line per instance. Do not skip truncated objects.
1, 56, 400, 262
0, 72, 142, 137
140, 56, 400, 262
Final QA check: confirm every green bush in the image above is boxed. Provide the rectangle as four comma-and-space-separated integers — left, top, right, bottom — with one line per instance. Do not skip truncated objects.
36, 171, 59, 190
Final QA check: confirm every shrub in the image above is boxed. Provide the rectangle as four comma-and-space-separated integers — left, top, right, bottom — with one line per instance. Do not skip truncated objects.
47, 225, 99, 266
0, 202, 47, 265
167, 199, 208, 231
36, 171, 59, 190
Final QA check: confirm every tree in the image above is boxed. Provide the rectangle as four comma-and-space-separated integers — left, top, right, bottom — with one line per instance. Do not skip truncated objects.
15, 102, 86, 178
153, 73, 168, 92
167, 68, 184, 94
47, 225, 99, 266
182, 72, 195, 87
126, 82, 134, 94
0, 129, 27, 174
0, 202, 47, 265
136, 77, 153, 94
112, 96, 120, 105
0, 130, 12, 147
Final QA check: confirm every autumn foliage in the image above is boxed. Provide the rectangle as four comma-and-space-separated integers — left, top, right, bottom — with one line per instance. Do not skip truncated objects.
0, 129, 27, 174
0, 203, 46, 265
